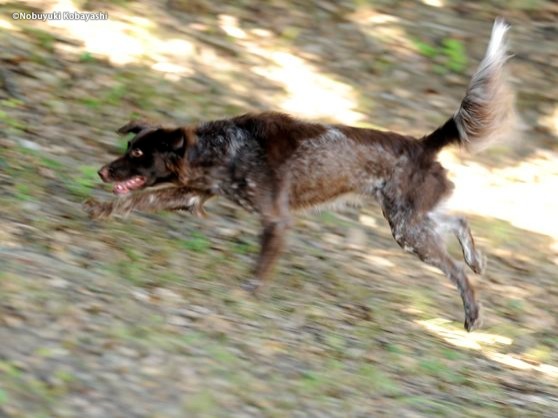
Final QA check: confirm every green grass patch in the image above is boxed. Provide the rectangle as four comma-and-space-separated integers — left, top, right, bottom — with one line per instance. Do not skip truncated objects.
183, 389, 219, 415
357, 364, 401, 396
281, 26, 301, 42
404, 288, 435, 315
325, 332, 346, 353
208, 345, 238, 366
489, 0, 548, 11
298, 370, 328, 394
180, 231, 212, 253
231, 239, 258, 255
504, 298, 525, 319
318, 211, 352, 227
68, 165, 99, 198
80, 82, 129, 109
105, 83, 128, 106
417, 357, 466, 384
414, 39, 438, 58
441, 38, 467, 73
441, 347, 466, 361
122, 245, 143, 262
81, 97, 102, 109
524, 345, 552, 363
53, 370, 75, 385
118, 133, 134, 153
1, 98, 25, 109
413, 37, 468, 74
39, 155, 64, 172
79, 51, 96, 63
109, 259, 148, 286
401, 396, 456, 415
0, 110, 26, 132
22, 27, 56, 51
14, 183, 32, 201
472, 218, 522, 248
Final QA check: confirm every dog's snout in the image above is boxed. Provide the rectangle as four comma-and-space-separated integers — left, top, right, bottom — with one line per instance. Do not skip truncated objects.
98, 166, 111, 182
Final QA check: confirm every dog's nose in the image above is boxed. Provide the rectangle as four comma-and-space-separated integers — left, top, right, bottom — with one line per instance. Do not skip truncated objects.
98, 166, 111, 182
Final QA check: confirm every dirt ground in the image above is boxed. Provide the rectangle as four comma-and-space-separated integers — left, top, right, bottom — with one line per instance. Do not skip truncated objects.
1, 1, 557, 417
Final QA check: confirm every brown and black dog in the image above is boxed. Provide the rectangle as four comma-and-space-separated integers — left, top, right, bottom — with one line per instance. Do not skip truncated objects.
85, 20, 516, 331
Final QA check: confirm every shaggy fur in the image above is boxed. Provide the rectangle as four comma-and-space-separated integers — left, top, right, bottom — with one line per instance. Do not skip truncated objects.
85, 20, 515, 331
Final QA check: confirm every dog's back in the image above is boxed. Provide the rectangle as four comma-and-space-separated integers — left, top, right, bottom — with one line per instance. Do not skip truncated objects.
194, 20, 515, 217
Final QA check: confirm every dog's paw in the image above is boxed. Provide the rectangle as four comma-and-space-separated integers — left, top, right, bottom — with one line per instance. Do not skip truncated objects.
82, 198, 110, 220
470, 251, 487, 275
464, 301, 483, 332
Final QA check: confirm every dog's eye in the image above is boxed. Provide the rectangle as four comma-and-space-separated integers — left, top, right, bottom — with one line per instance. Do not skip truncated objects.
130, 148, 143, 158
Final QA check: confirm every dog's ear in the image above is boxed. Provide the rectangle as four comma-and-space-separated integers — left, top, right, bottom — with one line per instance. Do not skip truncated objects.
116, 120, 155, 135
161, 128, 185, 152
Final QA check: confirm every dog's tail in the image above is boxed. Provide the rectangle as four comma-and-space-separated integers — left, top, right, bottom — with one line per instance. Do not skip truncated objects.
422, 19, 516, 154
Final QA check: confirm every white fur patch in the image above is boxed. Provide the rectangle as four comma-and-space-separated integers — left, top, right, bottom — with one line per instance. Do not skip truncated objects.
486, 18, 509, 63
186, 196, 200, 206
453, 18, 517, 152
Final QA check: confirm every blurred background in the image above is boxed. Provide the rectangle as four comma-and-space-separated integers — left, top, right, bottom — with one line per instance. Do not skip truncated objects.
0, 0, 557, 416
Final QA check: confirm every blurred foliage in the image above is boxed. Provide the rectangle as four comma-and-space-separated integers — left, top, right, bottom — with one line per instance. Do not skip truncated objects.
413, 37, 467, 74
181, 231, 212, 253
68, 166, 99, 198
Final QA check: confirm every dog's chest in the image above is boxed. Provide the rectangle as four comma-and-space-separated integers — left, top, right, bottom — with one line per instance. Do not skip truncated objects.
209, 146, 267, 212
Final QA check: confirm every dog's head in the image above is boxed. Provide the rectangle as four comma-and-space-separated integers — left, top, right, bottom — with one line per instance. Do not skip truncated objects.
98, 121, 190, 195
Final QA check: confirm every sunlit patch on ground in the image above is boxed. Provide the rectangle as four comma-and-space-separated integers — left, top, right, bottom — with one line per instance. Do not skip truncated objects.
251, 50, 364, 124
43, 0, 201, 81
219, 14, 247, 40
364, 255, 395, 268
0, 16, 16, 30
417, 318, 558, 378
540, 104, 558, 136
359, 214, 378, 228
38, 3, 366, 123
47, 0, 154, 65
440, 150, 558, 241
218, 15, 364, 124
349, 11, 417, 57
421, 0, 445, 7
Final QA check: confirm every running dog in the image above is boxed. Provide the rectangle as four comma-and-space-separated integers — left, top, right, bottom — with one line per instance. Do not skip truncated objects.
85, 20, 516, 331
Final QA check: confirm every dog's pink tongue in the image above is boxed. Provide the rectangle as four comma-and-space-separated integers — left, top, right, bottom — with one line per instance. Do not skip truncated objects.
113, 183, 129, 195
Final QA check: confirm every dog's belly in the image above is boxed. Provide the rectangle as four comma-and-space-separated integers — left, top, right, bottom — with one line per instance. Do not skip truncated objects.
292, 192, 364, 213
287, 128, 389, 210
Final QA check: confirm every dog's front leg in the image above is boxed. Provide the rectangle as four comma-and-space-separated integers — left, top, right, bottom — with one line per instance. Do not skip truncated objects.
83, 187, 210, 219
242, 216, 291, 294
242, 176, 292, 294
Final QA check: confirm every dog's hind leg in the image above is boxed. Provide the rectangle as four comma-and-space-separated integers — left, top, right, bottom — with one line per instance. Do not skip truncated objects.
385, 211, 481, 331
431, 212, 486, 275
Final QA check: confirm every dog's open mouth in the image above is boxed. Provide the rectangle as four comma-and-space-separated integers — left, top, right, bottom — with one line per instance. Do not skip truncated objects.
113, 176, 146, 195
